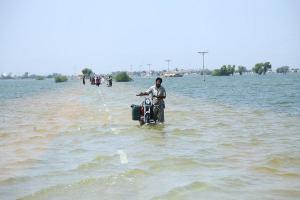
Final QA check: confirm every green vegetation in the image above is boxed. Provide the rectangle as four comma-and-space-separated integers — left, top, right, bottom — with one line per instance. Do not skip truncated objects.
212, 65, 235, 76
212, 69, 221, 76
55, 75, 68, 83
114, 72, 132, 82
252, 62, 272, 75
82, 68, 93, 77
35, 75, 45, 80
237, 66, 247, 75
276, 66, 289, 74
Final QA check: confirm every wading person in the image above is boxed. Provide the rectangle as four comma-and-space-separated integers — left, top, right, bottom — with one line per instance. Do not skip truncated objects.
82, 75, 85, 85
96, 76, 100, 86
108, 75, 112, 87
137, 77, 166, 123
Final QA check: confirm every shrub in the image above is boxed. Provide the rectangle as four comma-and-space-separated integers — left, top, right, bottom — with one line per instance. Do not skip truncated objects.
55, 75, 68, 83
212, 65, 235, 76
114, 72, 132, 82
253, 62, 272, 75
237, 66, 247, 75
35, 75, 45, 80
212, 69, 221, 76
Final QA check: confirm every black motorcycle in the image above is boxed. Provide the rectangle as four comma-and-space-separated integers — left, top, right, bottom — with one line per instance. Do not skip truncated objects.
131, 96, 158, 126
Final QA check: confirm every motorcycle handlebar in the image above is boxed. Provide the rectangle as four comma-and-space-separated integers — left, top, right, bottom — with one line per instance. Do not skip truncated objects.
136, 93, 150, 96
136, 94, 159, 98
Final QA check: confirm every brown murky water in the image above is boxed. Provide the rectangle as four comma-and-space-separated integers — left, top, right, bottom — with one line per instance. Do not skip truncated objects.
0, 79, 299, 200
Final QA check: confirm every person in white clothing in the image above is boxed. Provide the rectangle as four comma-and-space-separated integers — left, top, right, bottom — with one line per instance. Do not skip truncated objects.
137, 77, 166, 123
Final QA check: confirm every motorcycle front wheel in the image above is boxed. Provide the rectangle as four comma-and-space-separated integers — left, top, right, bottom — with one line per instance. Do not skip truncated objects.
139, 120, 145, 126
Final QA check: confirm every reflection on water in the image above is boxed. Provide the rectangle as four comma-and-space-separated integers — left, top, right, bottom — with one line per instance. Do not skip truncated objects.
0, 77, 300, 200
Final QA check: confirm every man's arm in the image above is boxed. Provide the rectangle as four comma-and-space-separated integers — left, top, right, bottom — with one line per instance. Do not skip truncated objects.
136, 92, 149, 96
136, 86, 153, 96
152, 95, 166, 99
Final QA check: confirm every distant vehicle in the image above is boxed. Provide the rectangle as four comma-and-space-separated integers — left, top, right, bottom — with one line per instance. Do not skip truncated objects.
162, 72, 183, 77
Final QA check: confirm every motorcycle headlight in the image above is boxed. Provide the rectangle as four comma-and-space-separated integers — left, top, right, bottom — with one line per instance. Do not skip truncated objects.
145, 99, 150, 105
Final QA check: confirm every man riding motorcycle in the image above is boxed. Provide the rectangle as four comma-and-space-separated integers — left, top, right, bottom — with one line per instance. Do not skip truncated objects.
137, 77, 166, 123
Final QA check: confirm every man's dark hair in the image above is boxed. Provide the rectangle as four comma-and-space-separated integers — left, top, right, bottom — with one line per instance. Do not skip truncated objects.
156, 77, 162, 83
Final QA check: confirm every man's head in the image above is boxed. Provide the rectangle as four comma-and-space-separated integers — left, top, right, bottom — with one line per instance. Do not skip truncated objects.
156, 77, 162, 88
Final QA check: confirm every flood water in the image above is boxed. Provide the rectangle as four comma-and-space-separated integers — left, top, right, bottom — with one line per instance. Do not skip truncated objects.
0, 75, 300, 200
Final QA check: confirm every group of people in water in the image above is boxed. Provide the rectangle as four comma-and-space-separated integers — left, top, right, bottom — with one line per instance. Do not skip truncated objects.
82, 74, 112, 87
89, 75, 103, 86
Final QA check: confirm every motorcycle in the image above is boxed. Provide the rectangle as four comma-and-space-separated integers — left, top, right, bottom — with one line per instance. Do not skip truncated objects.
131, 95, 158, 126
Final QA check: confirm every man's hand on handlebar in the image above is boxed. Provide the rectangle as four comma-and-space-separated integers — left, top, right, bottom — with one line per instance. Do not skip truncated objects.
136, 92, 147, 96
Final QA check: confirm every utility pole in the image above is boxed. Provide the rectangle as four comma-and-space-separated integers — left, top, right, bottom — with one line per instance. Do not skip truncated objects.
197, 51, 208, 81
147, 64, 152, 77
165, 59, 171, 72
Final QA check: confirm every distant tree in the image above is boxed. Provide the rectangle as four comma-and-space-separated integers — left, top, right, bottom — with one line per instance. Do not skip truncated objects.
82, 68, 93, 77
55, 75, 68, 83
212, 65, 235, 76
237, 66, 247, 75
253, 63, 263, 74
220, 65, 227, 75
276, 66, 289, 74
114, 72, 132, 82
212, 69, 221, 76
253, 62, 272, 75
263, 62, 272, 74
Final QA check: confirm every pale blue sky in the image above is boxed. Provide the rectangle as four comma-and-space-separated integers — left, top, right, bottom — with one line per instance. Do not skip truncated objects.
0, 0, 299, 75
